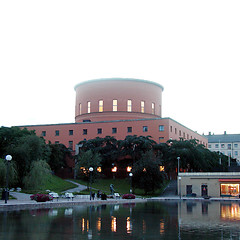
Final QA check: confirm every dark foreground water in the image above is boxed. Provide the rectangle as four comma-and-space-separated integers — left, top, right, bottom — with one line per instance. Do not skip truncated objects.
1, 201, 240, 239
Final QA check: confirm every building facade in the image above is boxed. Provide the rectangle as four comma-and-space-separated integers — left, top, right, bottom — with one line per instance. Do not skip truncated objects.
20, 78, 208, 151
206, 132, 240, 163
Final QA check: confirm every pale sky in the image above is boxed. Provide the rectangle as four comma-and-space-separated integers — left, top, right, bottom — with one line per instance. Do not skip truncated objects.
1, 0, 240, 136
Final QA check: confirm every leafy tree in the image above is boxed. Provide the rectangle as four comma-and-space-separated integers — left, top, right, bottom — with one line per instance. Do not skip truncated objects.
75, 150, 102, 183
0, 158, 18, 188
132, 150, 165, 194
48, 143, 71, 172
23, 160, 51, 190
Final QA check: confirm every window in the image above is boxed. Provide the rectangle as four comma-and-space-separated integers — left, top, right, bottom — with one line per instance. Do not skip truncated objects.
179, 130, 181, 136
127, 100, 132, 112
234, 144, 238, 148
208, 144, 211, 148
41, 131, 46, 137
87, 101, 91, 113
215, 144, 219, 148
99, 100, 103, 112
113, 100, 117, 111
97, 128, 102, 134
69, 130, 73, 135
159, 125, 164, 131
221, 144, 225, 148
152, 103, 155, 114
127, 127, 132, 133
141, 101, 145, 113
112, 128, 117, 134
83, 129, 87, 135
175, 128, 177, 134
79, 103, 82, 115
55, 130, 59, 136
170, 126, 173, 132
235, 151, 238, 156
68, 141, 73, 151
143, 126, 148, 132
55, 141, 59, 144
83, 119, 91, 122
228, 144, 231, 150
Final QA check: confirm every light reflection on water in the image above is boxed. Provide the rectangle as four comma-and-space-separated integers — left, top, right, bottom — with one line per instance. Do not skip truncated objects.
1, 201, 240, 239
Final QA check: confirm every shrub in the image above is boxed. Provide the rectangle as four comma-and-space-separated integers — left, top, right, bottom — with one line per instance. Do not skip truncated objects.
122, 194, 135, 199
30, 193, 53, 202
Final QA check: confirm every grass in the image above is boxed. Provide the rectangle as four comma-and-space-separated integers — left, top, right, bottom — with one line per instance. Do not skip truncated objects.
22, 175, 78, 194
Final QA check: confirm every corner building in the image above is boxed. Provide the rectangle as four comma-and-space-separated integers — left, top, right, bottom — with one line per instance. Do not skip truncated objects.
21, 78, 207, 151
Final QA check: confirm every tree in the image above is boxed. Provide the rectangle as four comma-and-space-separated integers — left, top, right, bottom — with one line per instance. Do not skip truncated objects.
23, 160, 51, 190
48, 143, 71, 172
132, 150, 165, 194
75, 150, 102, 183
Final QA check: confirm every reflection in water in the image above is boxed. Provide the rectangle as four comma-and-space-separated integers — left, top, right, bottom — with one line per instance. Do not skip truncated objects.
1, 201, 240, 239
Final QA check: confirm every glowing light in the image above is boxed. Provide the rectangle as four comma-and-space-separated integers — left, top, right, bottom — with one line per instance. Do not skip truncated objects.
143, 168, 146, 172
160, 221, 165, 234
112, 166, 117, 172
127, 166, 132, 172
97, 217, 101, 231
97, 167, 102, 172
111, 216, 117, 232
126, 217, 132, 234
159, 166, 164, 172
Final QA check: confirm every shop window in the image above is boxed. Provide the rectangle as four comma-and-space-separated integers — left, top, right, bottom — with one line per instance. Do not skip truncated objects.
113, 100, 117, 111
69, 130, 73, 136
127, 100, 132, 112
221, 184, 239, 197
55, 130, 59, 136
112, 128, 117, 134
143, 126, 148, 132
99, 100, 103, 112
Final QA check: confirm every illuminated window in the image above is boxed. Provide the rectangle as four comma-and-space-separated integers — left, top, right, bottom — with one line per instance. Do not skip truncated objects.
79, 103, 82, 115
141, 101, 145, 113
99, 100, 103, 112
87, 101, 91, 113
127, 100, 132, 112
152, 102, 155, 114
221, 183, 240, 197
113, 99, 117, 111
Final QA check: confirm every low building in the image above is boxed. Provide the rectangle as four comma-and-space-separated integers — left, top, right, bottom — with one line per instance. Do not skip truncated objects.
178, 172, 240, 198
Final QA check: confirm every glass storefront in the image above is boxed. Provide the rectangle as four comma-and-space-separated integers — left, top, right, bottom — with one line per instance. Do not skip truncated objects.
220, 183, 240, 197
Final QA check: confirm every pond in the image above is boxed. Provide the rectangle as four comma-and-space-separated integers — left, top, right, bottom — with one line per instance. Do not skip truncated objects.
1, 201, 240, 239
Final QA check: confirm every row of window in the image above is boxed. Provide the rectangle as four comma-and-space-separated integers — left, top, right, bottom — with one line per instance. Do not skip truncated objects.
79, 100, 156, 114
41, 125, 165, 137
209, 143, 239, 149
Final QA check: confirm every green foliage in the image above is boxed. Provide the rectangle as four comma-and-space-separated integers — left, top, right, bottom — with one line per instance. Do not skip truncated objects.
76, 150, 102, 182
48, 143, 71, 172
23, 160, 51, 190
132, 150, 166, 194
0, 158, 17, 188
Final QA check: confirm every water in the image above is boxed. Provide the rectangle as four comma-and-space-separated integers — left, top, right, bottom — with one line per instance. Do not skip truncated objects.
1, 201, 240, 239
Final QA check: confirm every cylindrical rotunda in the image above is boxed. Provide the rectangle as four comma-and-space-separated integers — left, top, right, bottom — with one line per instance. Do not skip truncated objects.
74, 78, 164, 123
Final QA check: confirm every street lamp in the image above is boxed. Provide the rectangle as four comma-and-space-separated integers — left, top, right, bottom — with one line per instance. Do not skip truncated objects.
177, 157, 180, 175
89, 167, 93, 200
129, 172, 133, 193
5, 155, 12, 204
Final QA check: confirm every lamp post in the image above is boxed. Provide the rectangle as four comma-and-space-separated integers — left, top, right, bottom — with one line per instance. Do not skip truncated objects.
89, 167, 93, 200
129, 172, 133, 193
5, 155, 12, 204
177, 157, 180, 175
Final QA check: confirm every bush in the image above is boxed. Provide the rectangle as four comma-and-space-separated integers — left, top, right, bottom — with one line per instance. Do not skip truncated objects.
122, 194, 135, 199
30, 193, 53, 202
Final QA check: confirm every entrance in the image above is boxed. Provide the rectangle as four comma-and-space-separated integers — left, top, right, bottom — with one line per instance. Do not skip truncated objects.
201, 184, 208, 196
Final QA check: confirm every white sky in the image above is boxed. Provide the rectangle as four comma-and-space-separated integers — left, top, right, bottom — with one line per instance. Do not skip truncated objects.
0, 0, 240, 136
